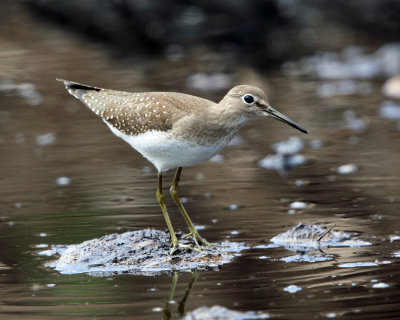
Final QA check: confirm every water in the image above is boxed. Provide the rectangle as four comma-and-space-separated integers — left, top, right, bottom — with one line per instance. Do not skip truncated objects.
1, 3, 400, 320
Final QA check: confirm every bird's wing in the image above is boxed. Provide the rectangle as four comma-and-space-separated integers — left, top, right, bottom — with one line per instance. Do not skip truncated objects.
59, 79, 205, 135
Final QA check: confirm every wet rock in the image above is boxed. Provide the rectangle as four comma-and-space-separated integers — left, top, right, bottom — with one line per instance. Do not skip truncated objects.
382, 75, 400, 99
43, 229, 248, 276
182, 305, 271, 320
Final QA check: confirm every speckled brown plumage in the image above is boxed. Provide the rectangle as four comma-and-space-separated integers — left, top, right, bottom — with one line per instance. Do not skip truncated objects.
59, 79, 216, 137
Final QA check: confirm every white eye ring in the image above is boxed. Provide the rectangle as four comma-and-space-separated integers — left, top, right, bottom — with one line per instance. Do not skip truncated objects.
242, 94, 255, 105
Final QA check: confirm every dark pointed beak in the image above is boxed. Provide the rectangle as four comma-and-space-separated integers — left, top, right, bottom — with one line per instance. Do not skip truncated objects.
265, 106, 308, 134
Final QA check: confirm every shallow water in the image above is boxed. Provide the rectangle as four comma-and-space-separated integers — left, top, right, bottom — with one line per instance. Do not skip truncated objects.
1, 3, 400, 320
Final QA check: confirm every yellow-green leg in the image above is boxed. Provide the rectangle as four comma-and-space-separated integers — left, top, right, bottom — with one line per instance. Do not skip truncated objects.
157, 172, 195, 254
170, 167, 211, 248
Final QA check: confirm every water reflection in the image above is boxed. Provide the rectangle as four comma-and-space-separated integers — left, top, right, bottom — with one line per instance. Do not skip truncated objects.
162, 271, 198, 320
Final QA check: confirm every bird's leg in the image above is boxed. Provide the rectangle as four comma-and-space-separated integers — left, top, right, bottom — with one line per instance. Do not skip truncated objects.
170, 167, 211, 248
157, 172, 179, 254
157, 172, 195, 254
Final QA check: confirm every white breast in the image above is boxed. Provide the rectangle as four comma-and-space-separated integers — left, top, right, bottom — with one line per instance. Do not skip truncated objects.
104, 120, 231, 172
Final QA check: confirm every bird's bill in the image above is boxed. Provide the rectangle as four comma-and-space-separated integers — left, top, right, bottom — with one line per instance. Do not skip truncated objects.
265, 106, 308, 134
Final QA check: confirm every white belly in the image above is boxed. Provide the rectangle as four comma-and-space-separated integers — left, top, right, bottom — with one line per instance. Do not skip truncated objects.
104, 121, 230, 172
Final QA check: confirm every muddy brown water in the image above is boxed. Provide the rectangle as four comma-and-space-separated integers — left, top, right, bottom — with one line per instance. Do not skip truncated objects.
1, 4, 400, 320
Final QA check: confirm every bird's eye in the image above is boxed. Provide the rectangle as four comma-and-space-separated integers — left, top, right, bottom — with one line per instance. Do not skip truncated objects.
243, 95, 254, 104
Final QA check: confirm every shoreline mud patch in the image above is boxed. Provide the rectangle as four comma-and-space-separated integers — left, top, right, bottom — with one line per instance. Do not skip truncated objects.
40, 229, 249, 276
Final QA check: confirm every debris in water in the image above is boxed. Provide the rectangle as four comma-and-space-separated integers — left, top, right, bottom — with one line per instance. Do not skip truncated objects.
285, 44, 400, 80
343, 110, 365, 131
283, 284, 302, 293
186, 73, 231, 91
182, 305, 271, 320
267, 223, 370, 257
380, 100, 400, 121
338, 261, 391, 268
208, 154, 224, 163
290, 201, 308, 210
0, 262, 11, 270
56, 177, 71, 186
316, 80, 372, 97
36, 133, 56, 146
281, 254, 334, 263
229, 204, 239, 210
0, 80, 42, 105
372, 282, 389, 288
259, 137, 306, 176
273, 136, 304, 154
43, 229, 249, 276
337, 164, 358, 175
309, 139, 323, 149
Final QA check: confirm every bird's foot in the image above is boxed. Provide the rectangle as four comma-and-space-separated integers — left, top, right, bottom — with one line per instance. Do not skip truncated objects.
169, 240, 202, 255
183, 230, 211, 248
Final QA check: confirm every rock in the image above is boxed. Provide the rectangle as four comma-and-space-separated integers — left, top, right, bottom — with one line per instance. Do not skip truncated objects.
43, 229, 248, 276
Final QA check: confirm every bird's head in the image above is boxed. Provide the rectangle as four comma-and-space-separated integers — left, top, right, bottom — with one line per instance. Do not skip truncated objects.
221, 85, 307, 134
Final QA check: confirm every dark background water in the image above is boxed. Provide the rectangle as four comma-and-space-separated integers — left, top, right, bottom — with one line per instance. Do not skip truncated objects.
1, 1, 400, 319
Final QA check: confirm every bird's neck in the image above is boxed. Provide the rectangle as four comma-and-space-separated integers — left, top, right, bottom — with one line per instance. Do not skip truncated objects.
184, 106, 248, 145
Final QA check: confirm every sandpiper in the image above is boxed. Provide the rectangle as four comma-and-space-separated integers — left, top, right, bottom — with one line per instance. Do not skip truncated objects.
59, 79, 307, 254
